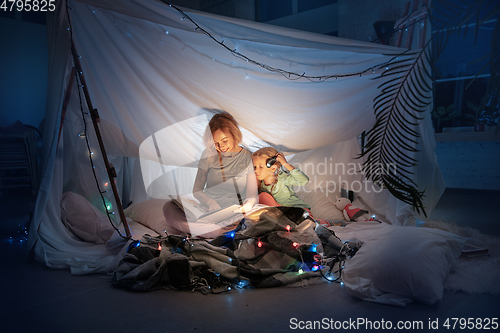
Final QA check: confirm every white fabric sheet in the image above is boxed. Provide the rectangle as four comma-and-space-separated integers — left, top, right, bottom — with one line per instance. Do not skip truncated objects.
28, 0, 445, 274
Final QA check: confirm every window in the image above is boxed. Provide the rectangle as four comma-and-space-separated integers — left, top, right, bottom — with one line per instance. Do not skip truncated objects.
431, 2, 495, 132
256, 0, 338, 22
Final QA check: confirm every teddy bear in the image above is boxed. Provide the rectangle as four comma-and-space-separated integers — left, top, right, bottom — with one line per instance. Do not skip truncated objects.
332, 196, 374, 222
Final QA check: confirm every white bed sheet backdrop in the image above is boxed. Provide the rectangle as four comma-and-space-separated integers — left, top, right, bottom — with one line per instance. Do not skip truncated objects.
28, 0, 445, 274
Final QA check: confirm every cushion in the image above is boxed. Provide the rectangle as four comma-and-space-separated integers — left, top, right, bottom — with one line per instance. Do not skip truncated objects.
61, 192, 115, 244
342, 224, 467, 306
124, 199, 169, 235
296, 187, 345, 221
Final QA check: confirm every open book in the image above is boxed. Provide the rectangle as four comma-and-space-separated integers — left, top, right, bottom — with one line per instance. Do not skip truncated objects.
169, 195, 241, 224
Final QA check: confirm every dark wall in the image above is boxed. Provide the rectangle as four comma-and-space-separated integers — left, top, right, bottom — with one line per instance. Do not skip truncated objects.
0, 17, 48, 130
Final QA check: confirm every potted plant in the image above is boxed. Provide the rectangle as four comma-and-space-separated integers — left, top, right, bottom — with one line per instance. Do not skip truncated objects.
431, 104, 459, 133
465, 100, 488, 132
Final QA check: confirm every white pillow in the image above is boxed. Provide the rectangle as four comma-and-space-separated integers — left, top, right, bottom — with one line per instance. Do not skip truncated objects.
124, 199, 168, 235
61, 192, 115, 244
342, 224, 466, 306
296, 187, 345, 221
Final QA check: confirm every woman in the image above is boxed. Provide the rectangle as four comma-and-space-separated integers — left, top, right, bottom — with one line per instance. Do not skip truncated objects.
193, 112, 257, 212
163, 112, 257, 237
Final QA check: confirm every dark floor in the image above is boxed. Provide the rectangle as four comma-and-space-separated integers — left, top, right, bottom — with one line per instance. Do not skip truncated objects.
1, 188, 499, 332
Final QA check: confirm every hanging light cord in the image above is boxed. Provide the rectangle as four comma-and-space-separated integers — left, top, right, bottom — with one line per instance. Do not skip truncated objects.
160, 1, 419, 81
66, 2, 129, 240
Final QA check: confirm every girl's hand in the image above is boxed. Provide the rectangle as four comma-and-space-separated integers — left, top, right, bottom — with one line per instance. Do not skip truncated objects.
276, 153, 294, 171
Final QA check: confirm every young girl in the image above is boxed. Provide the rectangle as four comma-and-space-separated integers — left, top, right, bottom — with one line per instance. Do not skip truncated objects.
252, 147, 310, 209
252, 147, 331, 227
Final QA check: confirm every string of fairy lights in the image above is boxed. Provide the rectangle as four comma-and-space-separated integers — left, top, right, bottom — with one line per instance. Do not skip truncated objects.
61, 1, 423, 284
129, 217, 354, 290
65, 3, 128, 240
74, 73, 128, 239
161, 1, 427, 82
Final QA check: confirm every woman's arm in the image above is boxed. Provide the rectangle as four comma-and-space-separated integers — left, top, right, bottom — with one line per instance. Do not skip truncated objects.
237, 173, 258, 213
193, 168, 221, 211
245, 173, 258, 201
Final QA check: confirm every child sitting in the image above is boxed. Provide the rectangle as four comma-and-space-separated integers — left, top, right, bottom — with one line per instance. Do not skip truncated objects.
252, 147, 335, 229
252, 147, 309, 209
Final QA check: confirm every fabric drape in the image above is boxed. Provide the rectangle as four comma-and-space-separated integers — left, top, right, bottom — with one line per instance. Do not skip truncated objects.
28, 0, 444, 274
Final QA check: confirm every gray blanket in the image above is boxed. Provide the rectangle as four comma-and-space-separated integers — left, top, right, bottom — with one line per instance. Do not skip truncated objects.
112, 206, 349, 293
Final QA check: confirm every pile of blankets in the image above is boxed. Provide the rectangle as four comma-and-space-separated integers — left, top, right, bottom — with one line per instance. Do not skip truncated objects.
112, 207, 351, 293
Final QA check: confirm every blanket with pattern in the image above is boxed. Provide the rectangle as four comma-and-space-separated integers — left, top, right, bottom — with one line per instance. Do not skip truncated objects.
112, 207, 349, 293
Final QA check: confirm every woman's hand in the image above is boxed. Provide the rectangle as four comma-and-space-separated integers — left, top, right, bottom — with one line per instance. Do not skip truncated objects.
204, 198, 221, 212
193, 168, 221, 211
234, 197, 256, 214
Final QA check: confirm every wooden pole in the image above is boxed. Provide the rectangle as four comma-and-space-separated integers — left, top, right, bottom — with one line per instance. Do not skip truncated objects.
57, 67, 76, 148
70, 41, 131, 238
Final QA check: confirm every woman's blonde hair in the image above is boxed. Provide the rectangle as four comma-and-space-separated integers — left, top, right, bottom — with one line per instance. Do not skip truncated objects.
203, 112, 243, 150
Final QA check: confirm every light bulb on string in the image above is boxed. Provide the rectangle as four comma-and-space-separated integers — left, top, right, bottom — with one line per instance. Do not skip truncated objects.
257, 238, 262, 248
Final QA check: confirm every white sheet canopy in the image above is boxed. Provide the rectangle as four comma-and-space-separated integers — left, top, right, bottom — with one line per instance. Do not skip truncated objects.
28, 0, 445, 274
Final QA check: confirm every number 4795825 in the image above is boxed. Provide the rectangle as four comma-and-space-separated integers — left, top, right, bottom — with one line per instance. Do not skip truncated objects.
1, 0, 56, 12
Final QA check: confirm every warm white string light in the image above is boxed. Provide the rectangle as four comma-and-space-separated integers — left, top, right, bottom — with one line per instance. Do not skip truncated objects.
160, 1, 415, 82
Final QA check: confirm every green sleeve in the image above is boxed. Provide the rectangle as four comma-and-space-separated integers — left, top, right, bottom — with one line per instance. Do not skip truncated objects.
284, 168, 309, 186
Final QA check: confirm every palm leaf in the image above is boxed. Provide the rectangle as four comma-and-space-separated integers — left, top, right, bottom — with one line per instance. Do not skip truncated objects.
360, 49, 431, 216
360, 0, 499, 216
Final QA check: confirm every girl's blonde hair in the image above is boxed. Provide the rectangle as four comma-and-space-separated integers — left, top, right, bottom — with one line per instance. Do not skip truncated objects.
203, 112, 243, 150
253, 147, 280, 167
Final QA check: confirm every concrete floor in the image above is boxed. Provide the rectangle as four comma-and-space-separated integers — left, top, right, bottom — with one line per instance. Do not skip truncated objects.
1, 188, 499, 332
